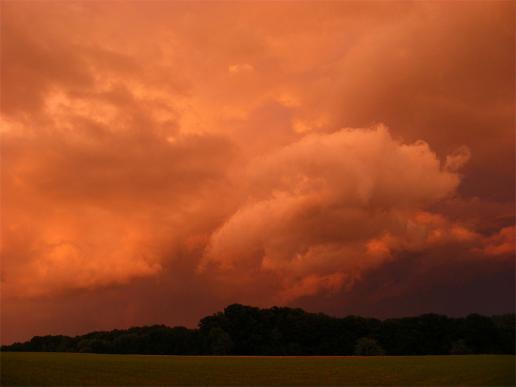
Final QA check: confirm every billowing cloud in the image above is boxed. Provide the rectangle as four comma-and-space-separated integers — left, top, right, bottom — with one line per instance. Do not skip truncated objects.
1, 1, 513, 344
201, 126, 472, 300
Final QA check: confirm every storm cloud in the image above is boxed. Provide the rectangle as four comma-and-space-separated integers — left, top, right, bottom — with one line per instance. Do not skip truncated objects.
1, 1, 514, 344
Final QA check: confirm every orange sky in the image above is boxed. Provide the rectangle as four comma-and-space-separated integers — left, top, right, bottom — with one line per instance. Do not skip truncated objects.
1, 1, 514, 344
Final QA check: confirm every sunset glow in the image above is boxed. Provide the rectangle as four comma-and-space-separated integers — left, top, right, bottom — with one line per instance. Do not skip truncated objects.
1, 1, 514, 344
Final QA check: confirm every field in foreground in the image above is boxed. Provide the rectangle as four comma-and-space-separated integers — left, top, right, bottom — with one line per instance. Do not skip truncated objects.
1, 353, 514, 386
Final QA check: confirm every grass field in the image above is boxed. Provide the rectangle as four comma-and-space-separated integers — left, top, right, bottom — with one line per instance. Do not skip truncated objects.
1, 352, 514, 386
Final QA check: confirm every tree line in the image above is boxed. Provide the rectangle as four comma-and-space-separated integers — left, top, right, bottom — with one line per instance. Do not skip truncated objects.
2, 304, 514, 355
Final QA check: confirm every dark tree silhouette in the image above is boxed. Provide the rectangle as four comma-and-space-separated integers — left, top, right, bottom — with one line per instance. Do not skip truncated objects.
2, 305, 514, 356
354, 337, 385, 356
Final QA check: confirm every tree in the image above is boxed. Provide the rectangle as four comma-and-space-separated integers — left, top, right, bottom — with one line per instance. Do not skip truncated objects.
449, 340, 472, 355
1, 305, 514, 356
113, 333, 141, 354
354, 337, 385, 356
208, 327, 233, 355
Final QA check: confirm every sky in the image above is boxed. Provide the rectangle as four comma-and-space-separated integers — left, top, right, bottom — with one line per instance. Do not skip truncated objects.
0, 1, 514, 345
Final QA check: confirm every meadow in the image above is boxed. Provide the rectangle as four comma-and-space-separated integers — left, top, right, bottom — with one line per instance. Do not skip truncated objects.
1, 352, 514, 386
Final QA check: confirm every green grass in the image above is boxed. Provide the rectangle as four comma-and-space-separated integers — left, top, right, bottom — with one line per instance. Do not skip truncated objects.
1, 353, 514, 386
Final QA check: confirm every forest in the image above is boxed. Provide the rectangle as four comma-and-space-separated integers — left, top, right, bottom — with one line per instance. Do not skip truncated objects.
2, 304, 514, 356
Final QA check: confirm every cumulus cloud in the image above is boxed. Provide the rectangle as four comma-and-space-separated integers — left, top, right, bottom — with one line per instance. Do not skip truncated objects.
1, 97, 236, 297
201, 126, 473, 300
0, 128, 236, 297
